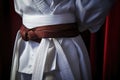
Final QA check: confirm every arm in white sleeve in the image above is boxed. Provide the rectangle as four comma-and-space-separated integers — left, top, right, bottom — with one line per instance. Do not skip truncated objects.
14, 0, 23, 16
75, 0, 114, 33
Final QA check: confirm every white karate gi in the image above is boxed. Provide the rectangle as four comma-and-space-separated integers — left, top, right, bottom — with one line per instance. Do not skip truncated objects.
10, 0, 113, 80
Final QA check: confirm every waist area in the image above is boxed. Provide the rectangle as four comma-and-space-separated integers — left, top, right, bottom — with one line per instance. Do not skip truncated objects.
22, 13, 76, 29
20, 23, 80, 42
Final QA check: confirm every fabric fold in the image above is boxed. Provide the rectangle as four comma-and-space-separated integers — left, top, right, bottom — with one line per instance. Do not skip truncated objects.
10, 31, 22, 80
53, 38, 75, 80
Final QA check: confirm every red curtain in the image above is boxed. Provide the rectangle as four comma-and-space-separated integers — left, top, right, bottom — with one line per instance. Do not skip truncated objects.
102, 1, 120, 80
0, 0, 120, 80
90, 0, 120, 80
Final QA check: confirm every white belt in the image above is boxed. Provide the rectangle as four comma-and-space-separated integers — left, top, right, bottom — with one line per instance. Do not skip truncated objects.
23, 13, 76, 29
32, 38, 75, 80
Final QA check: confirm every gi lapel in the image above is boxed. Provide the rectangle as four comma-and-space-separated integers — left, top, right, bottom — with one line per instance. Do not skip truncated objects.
33, 0, 52, 14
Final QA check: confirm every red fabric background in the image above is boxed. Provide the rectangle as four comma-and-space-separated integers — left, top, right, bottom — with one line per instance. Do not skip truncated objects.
102, 1, 120, 80
90, 1, 120, 80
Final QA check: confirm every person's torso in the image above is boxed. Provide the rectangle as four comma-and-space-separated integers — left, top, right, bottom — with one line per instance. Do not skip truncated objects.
17, 0, 76, 15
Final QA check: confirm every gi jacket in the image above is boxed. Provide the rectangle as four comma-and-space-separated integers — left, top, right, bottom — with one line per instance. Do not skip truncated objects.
11, 0, 113, 80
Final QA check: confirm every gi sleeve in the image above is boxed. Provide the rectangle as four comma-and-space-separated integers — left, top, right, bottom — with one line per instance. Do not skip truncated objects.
75, 0, 114, 33
14, 0, 23, 16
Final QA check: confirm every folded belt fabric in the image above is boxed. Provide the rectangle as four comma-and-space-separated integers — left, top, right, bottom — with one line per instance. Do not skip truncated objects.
20, 23, 80, 42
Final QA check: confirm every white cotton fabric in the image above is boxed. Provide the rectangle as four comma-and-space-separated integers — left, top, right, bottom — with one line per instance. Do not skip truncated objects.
11, 0, 113, 80
22, 13, 76, 29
